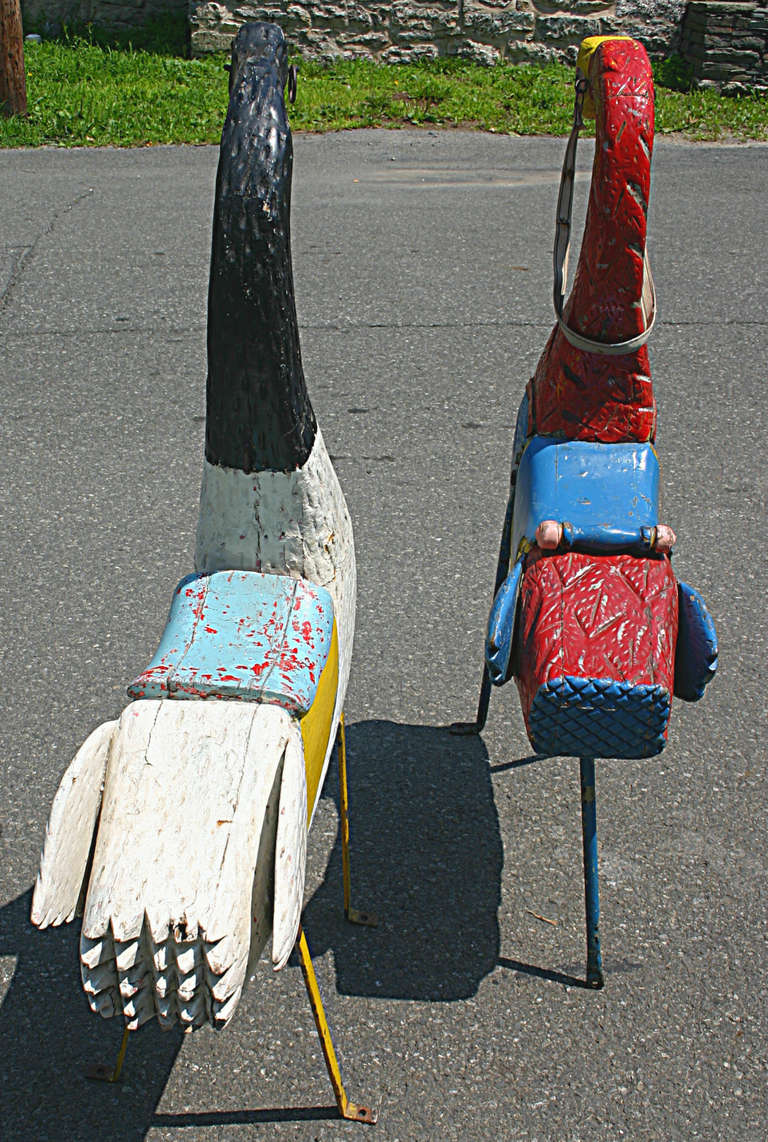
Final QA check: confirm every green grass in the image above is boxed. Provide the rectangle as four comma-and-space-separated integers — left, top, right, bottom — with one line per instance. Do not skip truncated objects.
1, 24, 767, 147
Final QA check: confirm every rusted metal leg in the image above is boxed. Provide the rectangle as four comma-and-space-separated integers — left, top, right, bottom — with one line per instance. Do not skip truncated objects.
87, 1026, 130, 1083
338, 714, 377, 928
580, 756, 604, 989
296, 926, 376, 1124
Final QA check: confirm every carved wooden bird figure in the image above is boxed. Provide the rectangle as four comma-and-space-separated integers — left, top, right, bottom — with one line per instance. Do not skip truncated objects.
31, 31, 370, 1116
461, 35, 718, 987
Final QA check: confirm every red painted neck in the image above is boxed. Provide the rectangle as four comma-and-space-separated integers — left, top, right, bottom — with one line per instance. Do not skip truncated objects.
564, 39, 655, 344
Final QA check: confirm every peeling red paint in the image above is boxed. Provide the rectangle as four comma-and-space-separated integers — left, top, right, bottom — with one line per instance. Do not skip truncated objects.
128, 570, 334, 714
506, 39, 690, 760
516, 551, 678, 731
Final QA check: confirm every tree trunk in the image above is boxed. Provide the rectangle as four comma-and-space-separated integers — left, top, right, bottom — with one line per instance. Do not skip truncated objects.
0, 0, 27, 118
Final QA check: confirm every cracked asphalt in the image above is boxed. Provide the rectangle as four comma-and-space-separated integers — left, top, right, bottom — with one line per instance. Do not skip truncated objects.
1, 131, 766, 1141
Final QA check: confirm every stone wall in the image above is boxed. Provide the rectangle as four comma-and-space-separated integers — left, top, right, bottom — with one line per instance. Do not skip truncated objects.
680, 2, 768, 91
20, 0, 768, 94
188, 2, 685, 62
21, 0, 186, 35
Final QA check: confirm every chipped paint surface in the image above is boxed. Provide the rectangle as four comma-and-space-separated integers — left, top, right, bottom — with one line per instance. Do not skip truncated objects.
300, 621, 339, 825
515, 550, 679, 737
484, 37, 715, 760
31, 722, 117, 930
77, 701, 301, 1030
32, 24, 358, 1037
510, 39, 680, 757
195, 426, 356, 812
128, 571, 334, 715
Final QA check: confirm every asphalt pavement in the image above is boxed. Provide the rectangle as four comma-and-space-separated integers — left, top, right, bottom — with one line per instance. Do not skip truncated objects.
1, 130, 766, 1141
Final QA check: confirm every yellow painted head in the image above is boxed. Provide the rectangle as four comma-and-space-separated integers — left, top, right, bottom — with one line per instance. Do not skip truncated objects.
576, 35, 634, 119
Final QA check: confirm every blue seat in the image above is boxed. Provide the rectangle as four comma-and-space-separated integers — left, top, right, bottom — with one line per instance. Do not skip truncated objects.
512, 436, 661, 558
128, 570, 335, 716
529, 676, 671, 759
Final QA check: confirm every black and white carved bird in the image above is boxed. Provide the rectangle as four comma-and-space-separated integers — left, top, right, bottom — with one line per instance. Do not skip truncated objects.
32, 22, 357, 1038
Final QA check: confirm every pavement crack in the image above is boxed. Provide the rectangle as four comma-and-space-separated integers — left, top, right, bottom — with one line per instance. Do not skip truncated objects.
2, 323, 206, 340
2, 315, 766, 341
661, 319, 767, 327
303, 318, 768, 332
302, 319, 552, 332
0, 186, 95, 316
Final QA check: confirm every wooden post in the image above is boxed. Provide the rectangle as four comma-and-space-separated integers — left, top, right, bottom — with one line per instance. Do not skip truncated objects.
0, 0, 27, 118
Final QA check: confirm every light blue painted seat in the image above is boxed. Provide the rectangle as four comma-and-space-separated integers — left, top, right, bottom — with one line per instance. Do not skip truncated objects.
128, 570, 335, 716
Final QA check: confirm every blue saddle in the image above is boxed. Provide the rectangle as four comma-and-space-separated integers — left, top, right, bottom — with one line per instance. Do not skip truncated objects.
512, 436, 661, 558
486, 434, 718, 716
128, 570, 335, 716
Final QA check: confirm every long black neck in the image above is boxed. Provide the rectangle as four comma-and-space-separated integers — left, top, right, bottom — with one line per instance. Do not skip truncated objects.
205, 23, 316, 474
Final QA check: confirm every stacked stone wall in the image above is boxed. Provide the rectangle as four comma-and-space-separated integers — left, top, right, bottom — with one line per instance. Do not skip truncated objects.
188, 2, 685, 63
20, 0, 768, 93
680, 2, 768, 91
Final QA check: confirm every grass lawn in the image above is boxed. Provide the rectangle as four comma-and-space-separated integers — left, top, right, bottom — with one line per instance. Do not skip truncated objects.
1, 21, 767, 147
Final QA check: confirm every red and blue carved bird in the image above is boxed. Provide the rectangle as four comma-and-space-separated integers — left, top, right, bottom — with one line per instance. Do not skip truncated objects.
461, 35, 718, 987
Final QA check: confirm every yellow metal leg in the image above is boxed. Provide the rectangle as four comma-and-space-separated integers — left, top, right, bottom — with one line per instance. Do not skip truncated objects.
338, 713, 377, 928
87, 1025, 130, 1083
297, 926, 376, 1124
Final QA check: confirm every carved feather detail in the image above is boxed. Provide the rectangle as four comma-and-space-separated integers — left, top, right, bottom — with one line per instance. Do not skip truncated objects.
34, 701, 310, 1030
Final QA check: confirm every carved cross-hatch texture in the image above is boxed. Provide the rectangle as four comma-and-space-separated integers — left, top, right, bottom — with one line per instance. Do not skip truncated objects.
516, 551, 678, 757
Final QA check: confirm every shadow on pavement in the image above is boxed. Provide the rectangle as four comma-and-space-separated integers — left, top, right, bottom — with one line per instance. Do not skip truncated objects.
304, 719, 503, 1001
497, 956, 591, 990
152, 1105, 341, 1127
0, 890, 184, 1141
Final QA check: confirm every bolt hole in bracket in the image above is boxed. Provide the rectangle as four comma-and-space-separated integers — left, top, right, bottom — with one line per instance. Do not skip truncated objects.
347, 906, 379, 927
344, 1103, 378, 1124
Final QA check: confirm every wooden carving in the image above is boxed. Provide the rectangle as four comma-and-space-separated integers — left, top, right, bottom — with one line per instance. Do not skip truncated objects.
462, 36, 718, 987
32, 23, 356, 1034
474, 35, 718, 755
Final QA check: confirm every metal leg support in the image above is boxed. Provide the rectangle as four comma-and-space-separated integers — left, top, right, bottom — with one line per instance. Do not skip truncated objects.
297, 926, 376, 1124
338, 714, 377, 928
87, 1026, 130, 1082
450, 489, 515, 736
579, 756, 605, 989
